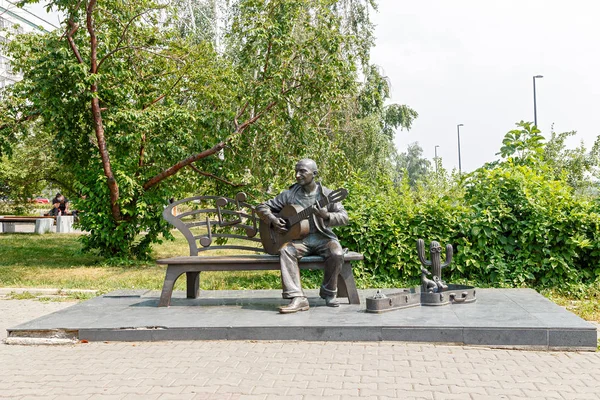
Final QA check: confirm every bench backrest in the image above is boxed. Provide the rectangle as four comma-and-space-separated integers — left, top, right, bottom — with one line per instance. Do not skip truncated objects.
163, 193, 264, 256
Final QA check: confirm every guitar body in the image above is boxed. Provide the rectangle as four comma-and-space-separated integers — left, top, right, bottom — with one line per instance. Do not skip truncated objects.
258, 187, 348, 255
259, 204, 310, 255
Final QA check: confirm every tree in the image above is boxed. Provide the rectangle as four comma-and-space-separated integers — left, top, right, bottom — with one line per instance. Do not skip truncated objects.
331, 65, 418, 181
544, 129, 600, 194
0, 124, 67, 205
1, 0, 388, 258
394, 142, 431, 187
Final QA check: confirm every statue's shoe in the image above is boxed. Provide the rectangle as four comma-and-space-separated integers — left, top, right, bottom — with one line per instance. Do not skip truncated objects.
278, 297, 310, 314
323, 296, 340, 307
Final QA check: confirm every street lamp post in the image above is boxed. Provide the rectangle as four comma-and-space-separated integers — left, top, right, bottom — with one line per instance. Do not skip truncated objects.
533, 75, 543, 127
457, 124, 464, 174
434, 145, 439, 173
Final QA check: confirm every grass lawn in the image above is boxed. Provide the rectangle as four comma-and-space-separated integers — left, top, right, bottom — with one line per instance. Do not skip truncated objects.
0, 232, 598, 323
0, 231, 285, 294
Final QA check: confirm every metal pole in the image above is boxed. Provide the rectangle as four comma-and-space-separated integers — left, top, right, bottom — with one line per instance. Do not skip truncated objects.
434, 145, 439, 173
533, 76, 538, 127
533, 75, 543, 128
457, 124, 463, 174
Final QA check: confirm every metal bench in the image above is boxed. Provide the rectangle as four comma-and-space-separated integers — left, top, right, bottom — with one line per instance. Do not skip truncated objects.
157, 193, 362, 307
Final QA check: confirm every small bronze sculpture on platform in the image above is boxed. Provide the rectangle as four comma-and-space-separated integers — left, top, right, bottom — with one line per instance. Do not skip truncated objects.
417, 239, 453, 293
366, 238, 476, 313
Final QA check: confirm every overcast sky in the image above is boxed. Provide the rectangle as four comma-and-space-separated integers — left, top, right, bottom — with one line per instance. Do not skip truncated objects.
15, 1, 600, 173
370, 0, 600, 172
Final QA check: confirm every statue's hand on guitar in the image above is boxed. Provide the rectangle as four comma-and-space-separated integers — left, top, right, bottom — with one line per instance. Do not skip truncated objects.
269, 216, 288, 233
312, 205, 329, 221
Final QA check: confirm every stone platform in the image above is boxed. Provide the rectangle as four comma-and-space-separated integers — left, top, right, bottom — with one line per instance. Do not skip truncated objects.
6, 288, 597, 351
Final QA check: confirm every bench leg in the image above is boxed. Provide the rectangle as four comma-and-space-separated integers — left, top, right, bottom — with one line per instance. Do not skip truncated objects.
338, 261, 360, 305
186, 272, 200, 299
158, 266, 185, 307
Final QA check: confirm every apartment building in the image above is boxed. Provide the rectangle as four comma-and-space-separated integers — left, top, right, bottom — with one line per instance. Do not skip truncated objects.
0, 0, 57, 89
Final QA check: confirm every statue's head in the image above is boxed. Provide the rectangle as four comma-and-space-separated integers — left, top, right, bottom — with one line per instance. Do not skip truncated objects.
296, 158, 317, 172
295, 158, 318, 185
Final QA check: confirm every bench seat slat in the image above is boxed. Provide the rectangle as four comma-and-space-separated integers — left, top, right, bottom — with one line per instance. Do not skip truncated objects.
157, 251, 364, 265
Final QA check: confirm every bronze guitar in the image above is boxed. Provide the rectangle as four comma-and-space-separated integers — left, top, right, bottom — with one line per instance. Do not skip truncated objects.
259, 188, 348, 255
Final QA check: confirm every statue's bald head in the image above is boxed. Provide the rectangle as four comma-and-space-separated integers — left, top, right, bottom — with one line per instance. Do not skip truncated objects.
296, 158, 318, 173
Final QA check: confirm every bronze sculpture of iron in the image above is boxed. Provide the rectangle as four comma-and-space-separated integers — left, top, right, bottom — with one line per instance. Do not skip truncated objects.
366, 239, 476, 313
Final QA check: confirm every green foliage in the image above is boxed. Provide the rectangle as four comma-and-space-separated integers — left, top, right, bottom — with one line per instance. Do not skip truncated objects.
1, 0, 413, 258
393, 142, 431, 187
334, 123, 600, 289
544, 129, 600, 194
336, 169, 465, 283
460, 163, 600, 286
74, 172, 172, 259
498, 121, 544, 165
0, 123, 67, 205
334, 66, 418, 184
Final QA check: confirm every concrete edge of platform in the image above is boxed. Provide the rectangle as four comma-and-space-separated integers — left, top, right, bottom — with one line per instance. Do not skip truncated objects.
58, 326, 597, 351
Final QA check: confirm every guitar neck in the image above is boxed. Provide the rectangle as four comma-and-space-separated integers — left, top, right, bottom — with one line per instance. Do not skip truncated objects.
287, 198, 326, 226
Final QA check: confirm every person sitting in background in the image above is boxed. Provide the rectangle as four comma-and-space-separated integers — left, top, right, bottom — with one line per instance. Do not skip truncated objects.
49, 193, 69, 216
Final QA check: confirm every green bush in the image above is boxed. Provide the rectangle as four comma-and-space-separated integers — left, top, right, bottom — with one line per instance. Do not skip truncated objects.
336, 162, 600, 289
460, 162, 600, 286
337, 171, 466, 284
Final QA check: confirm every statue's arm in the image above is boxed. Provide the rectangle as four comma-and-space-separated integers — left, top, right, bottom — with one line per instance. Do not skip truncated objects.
325, 201, 348, 227
256, 191, 288, 222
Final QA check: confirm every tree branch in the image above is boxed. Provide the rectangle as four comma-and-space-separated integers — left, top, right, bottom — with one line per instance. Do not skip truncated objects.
262, 40, 272, 78
66, 20, 84, 64
187, 164, 246, 187
142, 69, 187, 110
234, 102, 249, 130
142, 141, 227, 191
141, 80, 302, 191
96, 10, 150, 70
236, 100, 277, 133
0, 112, 40, 132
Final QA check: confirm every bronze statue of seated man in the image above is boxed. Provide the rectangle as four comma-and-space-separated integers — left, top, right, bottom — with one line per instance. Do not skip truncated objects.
257, 159, 349, 313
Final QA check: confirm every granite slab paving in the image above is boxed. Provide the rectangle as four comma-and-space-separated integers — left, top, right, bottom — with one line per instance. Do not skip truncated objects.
2, 298, 600, 400
6, 288, 598, 350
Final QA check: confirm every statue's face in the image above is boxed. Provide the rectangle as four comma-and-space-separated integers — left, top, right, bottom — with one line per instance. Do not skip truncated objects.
295, 161, 317, 186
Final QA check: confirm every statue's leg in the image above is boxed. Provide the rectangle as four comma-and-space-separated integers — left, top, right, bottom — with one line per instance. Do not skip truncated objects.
279, 241, 308, 299
314, 238, 343, 299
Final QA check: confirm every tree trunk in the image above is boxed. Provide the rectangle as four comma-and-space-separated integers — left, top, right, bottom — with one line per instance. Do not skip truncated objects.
87, 0, 121, 221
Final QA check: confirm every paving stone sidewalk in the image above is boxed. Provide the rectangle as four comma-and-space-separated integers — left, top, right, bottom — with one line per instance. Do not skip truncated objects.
1, 299, 599, 400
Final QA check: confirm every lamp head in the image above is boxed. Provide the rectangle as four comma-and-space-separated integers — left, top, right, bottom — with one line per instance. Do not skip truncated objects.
534, 75, 544, 78
457, 124, 464, 127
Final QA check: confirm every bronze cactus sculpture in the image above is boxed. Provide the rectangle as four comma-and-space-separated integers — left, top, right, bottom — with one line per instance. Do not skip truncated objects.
366, 239, 475, 312
417, 239, 453, 293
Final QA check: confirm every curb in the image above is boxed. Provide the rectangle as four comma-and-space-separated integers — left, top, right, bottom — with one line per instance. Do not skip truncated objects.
0, 288, 98, 296
4, 337, 78, 346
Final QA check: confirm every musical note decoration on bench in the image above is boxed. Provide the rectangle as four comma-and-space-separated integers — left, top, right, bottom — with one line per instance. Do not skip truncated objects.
163, 193, 261, 255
